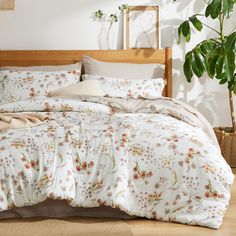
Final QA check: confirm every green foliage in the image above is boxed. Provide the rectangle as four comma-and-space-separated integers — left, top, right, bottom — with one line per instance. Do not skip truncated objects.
95, 10, 104, 19
110, 14, 118, 23
205, 0, 235, 18
177, 0, 236, 95
119, 4, 128, 11
94, 4, 127, 22
178, 15, 203, 43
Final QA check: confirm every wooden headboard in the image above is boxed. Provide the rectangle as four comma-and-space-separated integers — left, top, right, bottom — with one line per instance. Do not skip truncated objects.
0, 48, 172, 97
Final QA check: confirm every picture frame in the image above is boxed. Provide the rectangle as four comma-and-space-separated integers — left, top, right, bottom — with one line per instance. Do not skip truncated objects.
0, 0, 15, 10
124, 6, 159, 49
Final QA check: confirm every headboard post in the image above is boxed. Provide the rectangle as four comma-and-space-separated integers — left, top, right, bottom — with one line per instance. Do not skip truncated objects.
165, 47, 172, 98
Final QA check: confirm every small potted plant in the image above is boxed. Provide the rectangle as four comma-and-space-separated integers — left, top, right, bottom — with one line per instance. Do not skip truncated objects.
177, 0, 236, 166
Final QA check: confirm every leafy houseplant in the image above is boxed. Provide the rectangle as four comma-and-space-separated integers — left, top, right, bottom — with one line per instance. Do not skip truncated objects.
177, 0, 236, 166
94, 4, 127, 50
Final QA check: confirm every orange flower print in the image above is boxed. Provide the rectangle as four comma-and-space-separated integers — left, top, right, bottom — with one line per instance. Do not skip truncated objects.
44, 102, 53, 112
186, 148, 201, 159
120, 133, 128, 148
133, 162, 153, 181
29, 88, 37, 99
127, 90, 132, 98
75, 156, 94, 174
21, 156, 39, 171
205, 180, 224, 199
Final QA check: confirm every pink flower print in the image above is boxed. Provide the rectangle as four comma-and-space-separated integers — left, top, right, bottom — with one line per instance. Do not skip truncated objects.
29, 88, 37, 98
133, 162, 153, 181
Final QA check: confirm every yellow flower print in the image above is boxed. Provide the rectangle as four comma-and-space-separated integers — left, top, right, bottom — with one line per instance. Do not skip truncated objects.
21, 76, 33, 83
100, 144, 110, 154
92, 181, 103, 191
129, 146, 144, 156
162, 157, 174, 168
201, 164, 217, 174
11, 140, 26, 149
71, 140, 82, 149
45, 143, 54, 152
37, 174, 53, 188
148, 192, 162, 203
61, 104, 73, 111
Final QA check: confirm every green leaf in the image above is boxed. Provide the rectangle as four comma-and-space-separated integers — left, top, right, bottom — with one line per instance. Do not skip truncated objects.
205, 5, 211, 17
182, 21, 191, 42
200, 40, 217, 54
193, 49, 206, 72
219, 79, 227, 84
177, 25, 182, 44
119, 4, 128, 11
95, 10, 104, 19
189, 16, 203, 31
222, 0, 235, 17
184, 52, 193, 82
205, 0, 222, 19
110, 14, 118, 22
233, 75, 236, 94
216, 54, 224, 76
206, 54, 219, 78
191, 54, 204, 78
225, 32, 236, 53
228, 78, 235, 90
223, 49, 235, 81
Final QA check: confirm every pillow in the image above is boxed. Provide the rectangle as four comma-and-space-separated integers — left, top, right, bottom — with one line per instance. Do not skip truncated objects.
83, 74, 165, 99
0, 62, 81, 72
0, 70, 80, 104
82, 56, 165, 79
49, 80, 106, 97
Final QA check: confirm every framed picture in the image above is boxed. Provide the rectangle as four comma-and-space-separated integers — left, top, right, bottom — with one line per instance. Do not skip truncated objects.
0, 0, 15, 10
124, 6, 159, 49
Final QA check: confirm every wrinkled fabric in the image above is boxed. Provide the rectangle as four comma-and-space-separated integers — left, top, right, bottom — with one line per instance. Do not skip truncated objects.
0, 96, 234, 229
0, 113, 48, 131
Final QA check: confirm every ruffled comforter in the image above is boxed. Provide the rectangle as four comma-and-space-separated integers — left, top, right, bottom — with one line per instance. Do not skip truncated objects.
0, 96, 234, 229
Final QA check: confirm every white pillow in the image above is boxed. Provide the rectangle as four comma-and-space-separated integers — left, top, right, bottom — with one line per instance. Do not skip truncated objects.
49, 80, 106, 97
82, 56, 165, 79
0, 70, 80, 104
83, 74, 165, 99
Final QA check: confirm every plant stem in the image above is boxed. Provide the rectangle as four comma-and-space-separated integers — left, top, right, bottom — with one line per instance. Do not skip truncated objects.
219, 13, 225, 43
107, 21, 113, 50
106, 11, 118, 50
229, 90, 236, 133
202, 23, 221, 35
218, 12, 235, 133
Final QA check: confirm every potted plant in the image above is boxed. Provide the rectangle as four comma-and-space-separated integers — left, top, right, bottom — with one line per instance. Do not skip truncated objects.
177, 0, 236, 166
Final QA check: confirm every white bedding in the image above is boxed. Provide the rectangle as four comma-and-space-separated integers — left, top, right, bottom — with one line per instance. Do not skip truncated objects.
0, 96, 234, 229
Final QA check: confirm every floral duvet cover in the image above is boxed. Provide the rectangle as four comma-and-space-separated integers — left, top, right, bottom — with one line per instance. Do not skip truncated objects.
0, 96, 234, 229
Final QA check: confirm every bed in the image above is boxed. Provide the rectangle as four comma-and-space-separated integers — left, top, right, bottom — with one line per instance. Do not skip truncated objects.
0, 48, 234, 229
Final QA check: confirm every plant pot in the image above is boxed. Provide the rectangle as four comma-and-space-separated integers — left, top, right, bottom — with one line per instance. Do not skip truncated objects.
214, 128, 236, 167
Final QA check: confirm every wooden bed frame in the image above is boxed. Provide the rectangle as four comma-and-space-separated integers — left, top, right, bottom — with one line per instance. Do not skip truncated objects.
0, 48, 172, 97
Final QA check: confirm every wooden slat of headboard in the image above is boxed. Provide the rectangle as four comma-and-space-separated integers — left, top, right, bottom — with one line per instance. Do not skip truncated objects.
0, 49, 167, 65
0, 48, 172, 97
